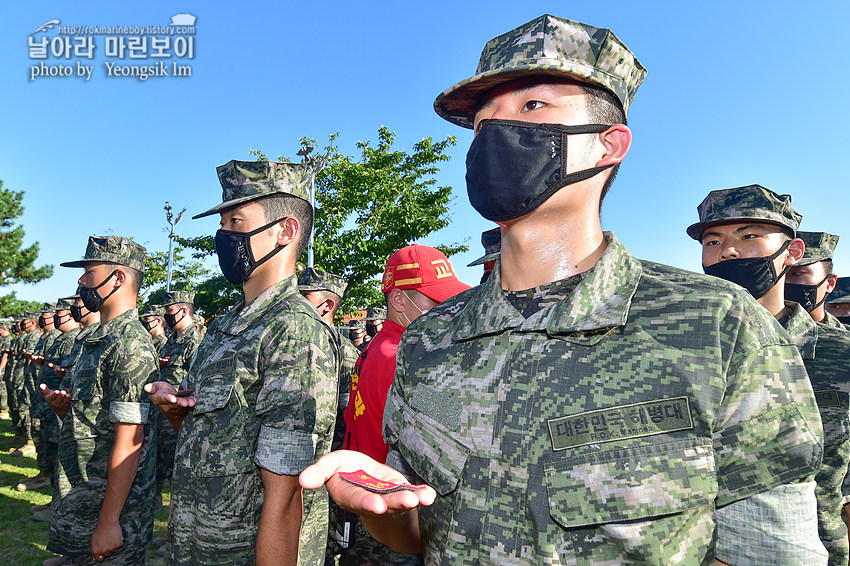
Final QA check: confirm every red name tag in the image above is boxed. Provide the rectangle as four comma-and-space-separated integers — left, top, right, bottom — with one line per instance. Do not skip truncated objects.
338, 470, 427, 494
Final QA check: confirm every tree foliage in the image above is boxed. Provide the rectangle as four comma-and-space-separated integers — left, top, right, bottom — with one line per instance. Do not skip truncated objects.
0, 181, 53, 288
0, 180, 54, 317
140, 244, 213, 310
177, 126, 466, 318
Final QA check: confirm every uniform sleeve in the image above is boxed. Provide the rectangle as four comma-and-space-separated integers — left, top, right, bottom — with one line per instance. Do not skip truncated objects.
104, 327, 159, 425
716, 482, 827, 565
253, 313, 338, 476
713, 298, 823, 505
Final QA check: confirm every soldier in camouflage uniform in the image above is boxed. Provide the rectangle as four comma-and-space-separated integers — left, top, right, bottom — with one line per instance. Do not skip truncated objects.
0, 323, 12, 419
467, 227, 501, 285
297, 267, 363, 565
785, 231, 846, 329
147, 160, 339, 566
11, 312, 42, 456
40, 236, 159, 566
303, 14, 825, 565
18, 303, 61, 477
691, 185, 848, 565
139, 304, 167, 353
2, 317, 26, 444
155, 290, 203, 499
826, 277, 850, 329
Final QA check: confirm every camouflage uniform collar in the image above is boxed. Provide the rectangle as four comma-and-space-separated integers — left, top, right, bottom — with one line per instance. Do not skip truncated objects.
216, 275, 300, 335
823, 311, 847, 330
171, 322, 200, 343
779, 301, 817, 360
453, 232, 641, 341
86, 309, 140, 342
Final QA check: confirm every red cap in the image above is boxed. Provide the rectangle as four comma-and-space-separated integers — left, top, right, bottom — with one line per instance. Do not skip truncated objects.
381, 244, 471, 303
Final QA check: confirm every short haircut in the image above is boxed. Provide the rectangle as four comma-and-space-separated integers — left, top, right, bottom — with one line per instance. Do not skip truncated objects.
309, 289, 342, 316
123, 266, 144, 295
256, 194, 314, 259
821, 259, 834, 275
175, 302, 195, 316
577, 83, 626, 205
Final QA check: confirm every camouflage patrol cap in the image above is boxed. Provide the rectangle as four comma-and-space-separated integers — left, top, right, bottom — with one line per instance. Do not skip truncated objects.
162, 290, 195, 307
349, 319, 365, 329
55, 298, 75, 311
797, 231, 839, 266
62, 287, 82, 301
827, 277, 850, 304
41, 302, 58, 313
365, 307, 387, 321
434, 14, 647, 128
686, 185, 802, 241
192, 313, 205, 326
193, 160, 313, 219
139, 304, 165, 318
60, 235, 147, 272
468, 227, 502, 267
298, 268, 348, 299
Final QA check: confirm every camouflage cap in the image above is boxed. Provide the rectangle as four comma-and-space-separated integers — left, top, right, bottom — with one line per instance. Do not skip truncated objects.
55, 298, 75, 311
468, 227, 502, 267
686, 185, 802, 241
40, 302, 58, 313
192, 313, 205, 326
193, 160, 313, 219
434, 14, 647, 128
298, 267, 348, 299
139, 304, 165, 318
797, 231, 839, 266
349, 319, 365, 330
365, 307, 387, 321
827, 277, 850, 304
162, 290, 196, 307
62, 287, 82, 301
60, 235, 147, 272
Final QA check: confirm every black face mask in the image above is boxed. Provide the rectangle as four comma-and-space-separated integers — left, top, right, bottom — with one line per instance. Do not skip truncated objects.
164, 310, 185, 330
80, 270, 119, 313
38, 315, 49, 329
70, 305, 86, 323
703, 240, 792, 299
465, 119, 614, 222
365, 323, 379, 338
785, 275, 830, 313
836, 316, 850, 325
215, 218, 288, 284
141, 319, 156, 333
53, 313, 70, 328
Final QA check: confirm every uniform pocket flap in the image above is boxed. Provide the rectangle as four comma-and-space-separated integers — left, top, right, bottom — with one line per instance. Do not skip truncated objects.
193, 366, 238, 414
396, 412, 469, 497
545, 438, 716, 529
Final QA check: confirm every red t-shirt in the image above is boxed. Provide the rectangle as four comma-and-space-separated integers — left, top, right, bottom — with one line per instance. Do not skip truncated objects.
343, 319, 405, 463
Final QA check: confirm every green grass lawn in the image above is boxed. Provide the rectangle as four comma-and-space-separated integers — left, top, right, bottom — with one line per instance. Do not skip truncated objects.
0, 416, 170, 566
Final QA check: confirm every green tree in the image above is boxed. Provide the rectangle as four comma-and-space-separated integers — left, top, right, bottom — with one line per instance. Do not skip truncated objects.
0, 180, 53, 316
178, 126, 466, 318
0, 292, 42, 318
139, 243, 214, 311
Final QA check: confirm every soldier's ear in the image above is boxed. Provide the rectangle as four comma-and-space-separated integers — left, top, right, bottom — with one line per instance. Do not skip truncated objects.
595, 124, 631, 167
825, 273, 839, 294
785, 238, 805, 265
276, 217, 299, 246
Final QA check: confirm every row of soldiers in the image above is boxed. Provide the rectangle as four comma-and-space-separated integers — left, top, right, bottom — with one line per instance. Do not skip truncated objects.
6, 10, 850, 566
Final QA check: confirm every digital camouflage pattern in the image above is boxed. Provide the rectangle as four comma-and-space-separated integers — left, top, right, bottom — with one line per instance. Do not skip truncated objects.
4, 329, 25, 430
827, 277, 850, 304
38, 325, 82, 455
434, 14, 646, 128
778, 301, 850, 565
48, 309, 159, 559
57, 322, 101, 392
193, 160, 314, 219
468, 227, 501, 267
140, 304, 165, 317
26, 327, 61, 471
384, 233, 823, 565
12, 328, 41, 438
687, 184, 802, 240
156, 323, 203, 485
162, 290, 195, 306
365, 307, 386, 321
299, 267, 348, 299
0, 330, 12, 411
168, 276, 338, 566
799, 231, 840, 266
59, 235, 147, 272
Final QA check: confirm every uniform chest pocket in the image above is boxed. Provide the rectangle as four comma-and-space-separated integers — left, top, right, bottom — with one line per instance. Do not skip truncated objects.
72, 370, 98, 402
544, 437, 717, 528
192, 358, 238, 415
396, 412, 469, 497
189, 363, 255, 477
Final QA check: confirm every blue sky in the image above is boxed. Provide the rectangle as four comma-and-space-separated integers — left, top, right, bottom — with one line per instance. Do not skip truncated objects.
2, 1, 848, 304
